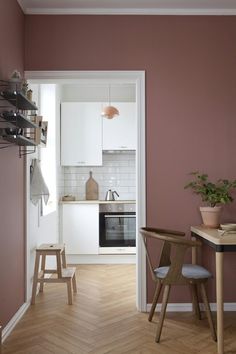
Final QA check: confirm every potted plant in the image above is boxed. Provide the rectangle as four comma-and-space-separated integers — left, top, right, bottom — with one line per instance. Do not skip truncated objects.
184, 172, 236, 228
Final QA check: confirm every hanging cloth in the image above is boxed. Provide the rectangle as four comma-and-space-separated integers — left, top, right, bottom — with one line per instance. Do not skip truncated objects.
30, 159, 49, 206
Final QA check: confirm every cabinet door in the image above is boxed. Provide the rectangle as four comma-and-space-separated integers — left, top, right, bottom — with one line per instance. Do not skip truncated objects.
61, 102, 102, 166
102, 102, 136, 150
62, 204, 99, 255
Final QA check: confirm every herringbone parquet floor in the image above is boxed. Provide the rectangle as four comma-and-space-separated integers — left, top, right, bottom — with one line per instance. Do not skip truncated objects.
2, 265, 236, 354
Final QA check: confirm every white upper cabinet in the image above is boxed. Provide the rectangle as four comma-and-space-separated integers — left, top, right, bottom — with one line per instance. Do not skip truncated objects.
61, 102, 102, 166
102, 102, 136, 150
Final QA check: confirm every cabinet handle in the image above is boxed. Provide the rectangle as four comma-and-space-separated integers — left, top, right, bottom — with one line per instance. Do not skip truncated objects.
119, 146, 128, 149
77, 161, 86, 164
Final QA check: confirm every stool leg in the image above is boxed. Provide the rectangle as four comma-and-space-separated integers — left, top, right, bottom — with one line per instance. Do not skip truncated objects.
72, 273, 77, 293
39, 254, 46, 292
31, 252, 40, 305
61, 248, 67, 268
67, 279, 73, 305
56, 252, 62, 278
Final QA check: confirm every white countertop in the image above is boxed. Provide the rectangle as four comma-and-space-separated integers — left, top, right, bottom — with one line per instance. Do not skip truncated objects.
60, 200, 136, 204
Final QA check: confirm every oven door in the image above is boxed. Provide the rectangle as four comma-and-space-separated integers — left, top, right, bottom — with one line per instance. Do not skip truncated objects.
99, 212, 136, 247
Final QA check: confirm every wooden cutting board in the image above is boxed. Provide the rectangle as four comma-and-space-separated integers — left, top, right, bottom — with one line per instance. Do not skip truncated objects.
86, 171, 99, 200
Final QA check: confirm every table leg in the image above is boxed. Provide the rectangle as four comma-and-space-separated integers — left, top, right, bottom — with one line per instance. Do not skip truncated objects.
216, 251, 224, 354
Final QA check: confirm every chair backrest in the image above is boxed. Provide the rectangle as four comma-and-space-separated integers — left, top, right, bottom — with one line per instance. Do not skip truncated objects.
140, 227, 201, 285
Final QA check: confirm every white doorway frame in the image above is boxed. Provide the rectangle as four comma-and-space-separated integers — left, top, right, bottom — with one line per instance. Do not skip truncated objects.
25, 70, 147, 311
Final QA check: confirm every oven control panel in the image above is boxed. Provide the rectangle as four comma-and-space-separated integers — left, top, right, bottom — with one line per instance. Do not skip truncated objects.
99, 203, 136, 213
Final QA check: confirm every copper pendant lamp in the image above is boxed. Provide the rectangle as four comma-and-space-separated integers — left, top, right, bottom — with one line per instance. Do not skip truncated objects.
101, 85, 119, 119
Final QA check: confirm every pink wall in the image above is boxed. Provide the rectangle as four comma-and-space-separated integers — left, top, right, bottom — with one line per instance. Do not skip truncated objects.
24, 15, 236, 303
0, 0, 25, 327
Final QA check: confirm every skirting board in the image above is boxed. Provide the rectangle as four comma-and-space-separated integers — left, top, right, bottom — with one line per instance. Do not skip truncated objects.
147, 302, 236, 312
2, 274, 51, 342
67, 254, 136, 264
2, 302, 30, 342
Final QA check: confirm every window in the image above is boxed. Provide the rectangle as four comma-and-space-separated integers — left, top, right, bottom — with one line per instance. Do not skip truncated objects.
30, 84, 57, 215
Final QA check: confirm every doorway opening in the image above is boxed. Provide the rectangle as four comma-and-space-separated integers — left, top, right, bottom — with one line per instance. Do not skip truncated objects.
25, 71, 146, 311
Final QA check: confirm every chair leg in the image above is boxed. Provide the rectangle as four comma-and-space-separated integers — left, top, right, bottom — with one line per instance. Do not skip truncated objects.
67, 279, 73, 305
149, 281, 162, 322
190, 284, 201, 320
200, 282, 217, 341
155, 284, 171, 343
72, 273, 77, 293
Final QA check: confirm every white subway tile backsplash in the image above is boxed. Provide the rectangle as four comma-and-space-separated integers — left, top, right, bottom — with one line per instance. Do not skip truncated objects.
61, 152, 136, 200
64, 173, 76, 180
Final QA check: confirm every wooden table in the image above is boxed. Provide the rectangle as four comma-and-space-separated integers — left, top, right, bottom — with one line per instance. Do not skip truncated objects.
191, 226, 236, 354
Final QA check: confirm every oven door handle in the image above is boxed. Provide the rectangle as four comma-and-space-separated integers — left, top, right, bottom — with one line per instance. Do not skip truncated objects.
104, 215, 135, 218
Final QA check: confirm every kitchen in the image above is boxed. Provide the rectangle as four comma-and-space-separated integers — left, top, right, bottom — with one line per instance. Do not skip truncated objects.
59, 81, 137, 263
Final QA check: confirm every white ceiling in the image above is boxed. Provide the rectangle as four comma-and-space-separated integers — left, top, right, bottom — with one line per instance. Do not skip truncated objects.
17, 0, 236, 15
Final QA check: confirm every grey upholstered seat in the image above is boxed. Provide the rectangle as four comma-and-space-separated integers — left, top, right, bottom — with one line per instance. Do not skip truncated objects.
155, 264, 212, 280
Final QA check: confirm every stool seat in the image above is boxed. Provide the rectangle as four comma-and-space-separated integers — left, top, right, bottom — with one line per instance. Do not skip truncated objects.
36, 243, 65, 251
31, 243, 77, 305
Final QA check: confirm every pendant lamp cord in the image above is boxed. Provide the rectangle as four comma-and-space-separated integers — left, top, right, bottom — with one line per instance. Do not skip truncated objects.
108, 85, 111, 106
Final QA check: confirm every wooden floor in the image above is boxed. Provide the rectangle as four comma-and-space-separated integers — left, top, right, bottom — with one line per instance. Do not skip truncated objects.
2, 265, 236, 354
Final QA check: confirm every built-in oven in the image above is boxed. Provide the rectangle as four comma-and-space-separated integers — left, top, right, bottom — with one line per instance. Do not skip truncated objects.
99, 203, 136, 254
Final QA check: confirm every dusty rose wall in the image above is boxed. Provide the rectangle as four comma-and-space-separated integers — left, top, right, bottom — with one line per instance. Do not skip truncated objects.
0, 0, 25, 327
25, 15, 236, 303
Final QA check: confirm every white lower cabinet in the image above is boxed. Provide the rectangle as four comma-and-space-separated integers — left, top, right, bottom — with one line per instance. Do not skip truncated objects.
62, 204, 99, 255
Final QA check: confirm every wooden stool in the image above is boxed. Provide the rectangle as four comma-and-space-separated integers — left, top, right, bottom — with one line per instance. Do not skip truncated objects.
31, 243, 77, 305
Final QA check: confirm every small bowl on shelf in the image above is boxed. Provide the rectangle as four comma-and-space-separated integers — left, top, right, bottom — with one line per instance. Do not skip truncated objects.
62, 195, 76, 201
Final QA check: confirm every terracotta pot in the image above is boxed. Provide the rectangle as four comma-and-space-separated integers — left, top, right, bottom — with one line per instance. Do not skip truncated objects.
199, 206, 222, 228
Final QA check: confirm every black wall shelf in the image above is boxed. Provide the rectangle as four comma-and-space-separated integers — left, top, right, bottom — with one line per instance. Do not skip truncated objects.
0, 80, 40, 157
0, 91, 38, 111
2, 134, 37, 146
0, 112, 38, 129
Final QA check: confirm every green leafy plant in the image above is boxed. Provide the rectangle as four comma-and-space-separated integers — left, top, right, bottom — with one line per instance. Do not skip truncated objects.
184, 172, 236, 207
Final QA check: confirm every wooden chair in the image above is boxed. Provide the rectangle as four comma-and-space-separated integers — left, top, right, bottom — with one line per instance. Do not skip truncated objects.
31, 244, 77, 305
140, 227, 217, 343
